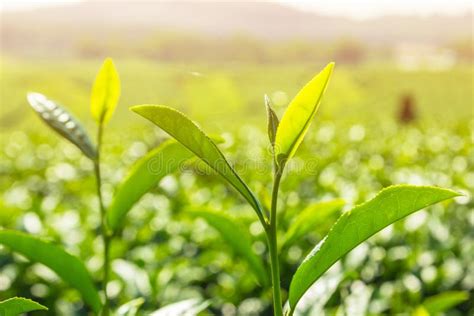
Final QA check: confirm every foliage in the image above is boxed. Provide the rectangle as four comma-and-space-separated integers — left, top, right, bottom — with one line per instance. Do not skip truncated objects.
288, 186, 458, 309
0, 59, 471, 315
131, 105, 265, 223
188, 209, 268, 286
107, 141, 193, 231
0, 297, 47, 316
0, 231, 101, 313
130, 63, 459, 315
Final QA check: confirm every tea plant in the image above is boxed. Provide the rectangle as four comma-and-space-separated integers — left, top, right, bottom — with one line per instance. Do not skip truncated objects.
0, 58, 118, 315
0, 58, 209, 315
130, 62, 459, 315
0, 59, 462, 315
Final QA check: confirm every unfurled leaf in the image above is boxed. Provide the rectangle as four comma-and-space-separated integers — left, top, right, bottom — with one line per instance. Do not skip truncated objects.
274, 63, 334, 167
107, 141, 193, 231
283, 199, 345, 248
131, 105, 264, 221
27, 92, 97, 159
0, 230, 102, 313
288, 185, 459, 309
150, 298, 210, 316
91, 58, 120, 125
189, 209, 268, 286
0, 297, 47, 316
265, 94, 279, 147
116, 298, 145, 316
421, 291, 469, 315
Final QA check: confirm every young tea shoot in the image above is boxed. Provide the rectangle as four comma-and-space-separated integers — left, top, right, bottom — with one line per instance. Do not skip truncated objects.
3, 58, 209, 315
1, 59, 461, 315
131, 62, 459, 316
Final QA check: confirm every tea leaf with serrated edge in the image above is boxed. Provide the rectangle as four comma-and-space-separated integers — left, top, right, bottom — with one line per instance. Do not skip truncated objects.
288, 185, 459, 310
131, 105, 265, 223
0, 297, 48, 316
27, 92, 97, 159
0, 231, 102, 313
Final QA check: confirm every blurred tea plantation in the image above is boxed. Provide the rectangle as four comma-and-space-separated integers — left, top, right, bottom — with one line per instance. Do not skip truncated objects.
1, 1, 473, 315
1, 58, 472, 315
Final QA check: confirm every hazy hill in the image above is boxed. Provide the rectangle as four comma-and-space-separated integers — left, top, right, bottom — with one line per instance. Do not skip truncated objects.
1, 1, 472, 58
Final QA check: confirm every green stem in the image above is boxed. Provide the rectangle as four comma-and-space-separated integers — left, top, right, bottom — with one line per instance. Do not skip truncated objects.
267, 168, 283, 316
93, 124, 111, 316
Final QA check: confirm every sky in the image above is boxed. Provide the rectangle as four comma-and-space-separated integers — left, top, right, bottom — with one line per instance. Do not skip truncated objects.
280, 0, 473, 19
1, 0, 472, 19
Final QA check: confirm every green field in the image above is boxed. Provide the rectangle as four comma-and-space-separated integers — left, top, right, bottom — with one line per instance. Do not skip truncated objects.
1, 59, 473, 315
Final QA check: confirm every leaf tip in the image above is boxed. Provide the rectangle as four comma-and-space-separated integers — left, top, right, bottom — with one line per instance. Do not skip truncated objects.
26, 92, 45, 109
443, 189, 462, 199
325, 62, 335, 76
102, 57, 117, 70
26, 91, 41, 99
447, 189, 463, 198
129, 105, 142, 113
129, 104, 156, 116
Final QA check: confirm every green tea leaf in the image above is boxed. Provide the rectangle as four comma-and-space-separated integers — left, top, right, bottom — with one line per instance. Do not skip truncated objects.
0, 297, 47, 316
274, 63, 334, 167
150, 298, 209, 316
265, 94, 279, 147
189, 209, 268, 286
91, 58, 120, 125
131, 105, 264, 222
421, 291, 469, 315
27, 92, 97, 160
283, 199, 345, 248
288, 185, 459, 309
107, 141, 193, 231
0, 230, 102, 313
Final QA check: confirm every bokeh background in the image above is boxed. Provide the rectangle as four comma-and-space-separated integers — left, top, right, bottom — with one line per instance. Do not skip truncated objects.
1, 0, 473, 315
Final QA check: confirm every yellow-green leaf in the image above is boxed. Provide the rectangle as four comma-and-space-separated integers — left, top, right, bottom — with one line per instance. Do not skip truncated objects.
0, 297, 47, 316
107, 141, 194, 231
274, 62, 334, 167
131, 104, 264, 223
0, 230, 102, 313
288, 185, 459, 310
91, 58, 120, 125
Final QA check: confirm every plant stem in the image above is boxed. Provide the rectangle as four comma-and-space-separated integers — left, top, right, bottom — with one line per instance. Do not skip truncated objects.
93, 124, 111, 316
267, 168, 283, 316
